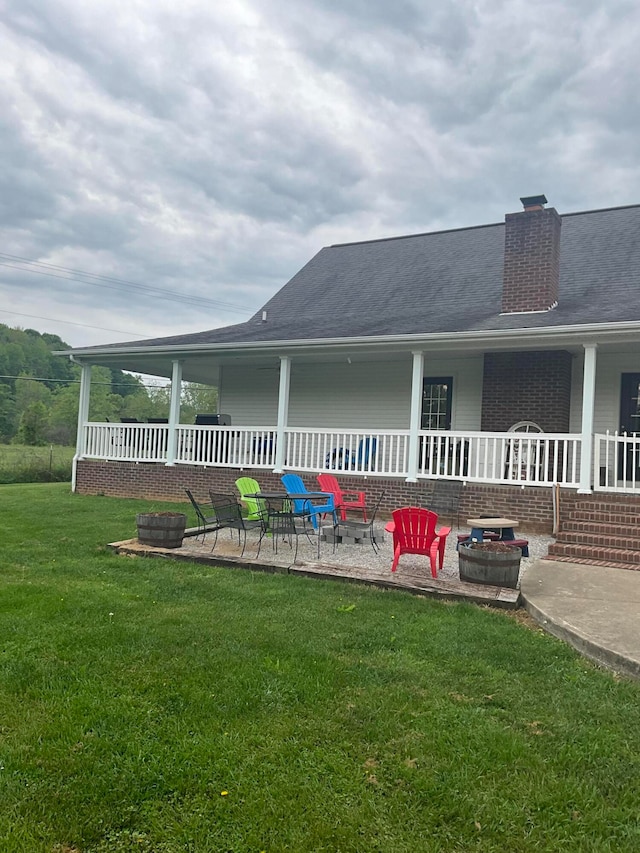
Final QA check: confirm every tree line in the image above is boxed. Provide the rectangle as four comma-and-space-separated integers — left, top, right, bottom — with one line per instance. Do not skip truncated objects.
0, 324, 217, 445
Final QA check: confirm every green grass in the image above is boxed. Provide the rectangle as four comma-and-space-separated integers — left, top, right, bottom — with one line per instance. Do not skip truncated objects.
0, 444, 74, 483
1, 483, 640, 852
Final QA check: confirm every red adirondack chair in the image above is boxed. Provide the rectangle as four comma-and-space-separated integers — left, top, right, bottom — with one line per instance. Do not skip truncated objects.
317, 473, 367, 521
390, 507, 451, 577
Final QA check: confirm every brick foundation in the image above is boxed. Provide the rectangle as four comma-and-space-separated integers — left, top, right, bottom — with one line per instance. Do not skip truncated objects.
75, 459, 557, 533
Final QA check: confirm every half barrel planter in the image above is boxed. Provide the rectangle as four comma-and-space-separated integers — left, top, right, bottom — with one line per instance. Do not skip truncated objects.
458, 541, 522, 589
136, 512, 187, 549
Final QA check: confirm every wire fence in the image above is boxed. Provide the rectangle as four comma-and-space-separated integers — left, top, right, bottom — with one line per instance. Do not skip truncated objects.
0, 445, 74, 484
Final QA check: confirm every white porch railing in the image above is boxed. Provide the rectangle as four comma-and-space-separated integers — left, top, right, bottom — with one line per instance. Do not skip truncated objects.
83, 423, 279, 468
81, 423, 582, 487
84, 423, 170, 462
282, 428, 581, 486
419, 430, 582, 487
175, 425, 277, 468
594, 432, 640, 493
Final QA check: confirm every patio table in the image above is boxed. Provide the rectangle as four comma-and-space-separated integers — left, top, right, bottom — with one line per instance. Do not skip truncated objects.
458, 517, 530, 558
465, 517, 518, 543
246, 492, 331, 501
245, 492, 330, 560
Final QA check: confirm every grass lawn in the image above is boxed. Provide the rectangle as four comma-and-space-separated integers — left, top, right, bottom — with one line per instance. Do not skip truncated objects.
1, 483, 640, 852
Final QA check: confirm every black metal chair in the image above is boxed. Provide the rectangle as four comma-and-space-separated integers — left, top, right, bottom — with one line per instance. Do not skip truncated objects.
208, 491, 267, 558
427, 480, 464, 528
184, 488, 218, 542
264, 496, 318, 564
331, 490, 386, 554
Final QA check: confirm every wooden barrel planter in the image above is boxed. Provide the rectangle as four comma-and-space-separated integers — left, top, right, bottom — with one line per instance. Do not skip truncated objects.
458, 541, 522, 589
136, 512, 187, 549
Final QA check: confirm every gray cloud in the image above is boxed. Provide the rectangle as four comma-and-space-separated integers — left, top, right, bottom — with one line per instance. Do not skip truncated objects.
1, 0, 639, 350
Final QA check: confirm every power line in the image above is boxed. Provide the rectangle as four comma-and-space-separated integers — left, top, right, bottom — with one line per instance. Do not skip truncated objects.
0, 259, 245, 312
0, 309, 142, 337
0, 373, 170, 388
0, 373, 216, 389
0, 253, 251, 313
0, 251, 249, 310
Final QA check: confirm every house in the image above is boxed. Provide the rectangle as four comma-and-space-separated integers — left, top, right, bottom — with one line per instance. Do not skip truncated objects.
60, 195, 640, 566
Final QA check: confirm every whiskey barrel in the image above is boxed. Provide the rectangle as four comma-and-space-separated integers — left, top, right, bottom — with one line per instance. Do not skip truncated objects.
458, 542, 521, 589
136, 512, 187, 549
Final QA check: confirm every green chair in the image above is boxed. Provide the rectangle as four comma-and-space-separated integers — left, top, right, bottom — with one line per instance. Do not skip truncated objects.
235, 476, 266, 522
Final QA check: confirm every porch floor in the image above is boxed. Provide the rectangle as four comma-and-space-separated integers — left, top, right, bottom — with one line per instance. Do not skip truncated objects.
108, 524, 555, 611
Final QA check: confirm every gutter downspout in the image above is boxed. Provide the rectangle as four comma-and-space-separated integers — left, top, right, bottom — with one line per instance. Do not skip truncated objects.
70, 357, 92, 493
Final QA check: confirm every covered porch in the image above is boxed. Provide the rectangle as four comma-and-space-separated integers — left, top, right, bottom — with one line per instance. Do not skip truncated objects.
70, 329, 640, 497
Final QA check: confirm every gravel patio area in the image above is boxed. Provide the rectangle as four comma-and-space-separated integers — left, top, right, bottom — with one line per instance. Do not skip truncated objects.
155, 518, 555, 606
179, 519, 550, 575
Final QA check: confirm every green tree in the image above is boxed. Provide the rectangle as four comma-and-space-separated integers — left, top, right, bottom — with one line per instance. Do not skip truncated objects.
180, 383, 218, 423
15, 375, 52, 416
15, 401, 49, 445
0, 385, 17, 441
111, 370, 145, 398
47, 384, 82, 445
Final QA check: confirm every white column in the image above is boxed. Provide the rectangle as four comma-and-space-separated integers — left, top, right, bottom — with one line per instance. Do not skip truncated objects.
578, 343, 598, 493
274, 355, 291, 473
406, 350, 424, 483
72, 361, 92, 492
166, 359, 183, 466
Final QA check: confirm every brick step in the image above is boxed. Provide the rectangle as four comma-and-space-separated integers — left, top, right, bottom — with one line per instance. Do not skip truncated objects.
547, 542, 640, 566
555, 530, 640, 550
571, 497, 640, 512
566, 509, 640, 525
541, 554, 640, 571
561, 521, 640, 539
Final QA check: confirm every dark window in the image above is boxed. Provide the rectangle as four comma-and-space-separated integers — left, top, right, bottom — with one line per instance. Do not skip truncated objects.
421, 377, 452, 430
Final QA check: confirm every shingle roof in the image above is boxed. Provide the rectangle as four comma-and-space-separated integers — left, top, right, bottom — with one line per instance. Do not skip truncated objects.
89, 203, 640, 351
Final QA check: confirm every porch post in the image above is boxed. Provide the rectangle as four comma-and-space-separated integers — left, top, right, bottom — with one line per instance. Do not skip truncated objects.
274, 355, 291, 474
578, 343, 598, 493
72, 361, 92, 492
166, 359, 183, 466
406, 350, 424, 483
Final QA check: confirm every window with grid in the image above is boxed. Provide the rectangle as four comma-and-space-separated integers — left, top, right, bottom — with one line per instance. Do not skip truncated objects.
421, 377, 452, 430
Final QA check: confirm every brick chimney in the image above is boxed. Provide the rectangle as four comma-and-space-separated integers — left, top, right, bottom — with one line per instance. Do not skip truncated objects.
501, 194, 561, 314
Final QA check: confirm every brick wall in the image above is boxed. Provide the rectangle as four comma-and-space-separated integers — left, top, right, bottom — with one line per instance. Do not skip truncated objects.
502, 206, 561, 313
76, 460, 557, 533
481, 350, 572, 432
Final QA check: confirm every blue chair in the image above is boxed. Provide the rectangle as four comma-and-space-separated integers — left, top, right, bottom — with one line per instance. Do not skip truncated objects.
280, 473, 337, 531
325, 437, 378, 470
352, 437, 377, 471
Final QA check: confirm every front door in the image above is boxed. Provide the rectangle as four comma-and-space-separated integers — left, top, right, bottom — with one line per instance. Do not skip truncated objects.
618, 373, 640, 480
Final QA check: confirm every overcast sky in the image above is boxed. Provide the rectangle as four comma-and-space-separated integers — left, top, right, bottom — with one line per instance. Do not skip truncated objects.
2, 0, 639, 350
